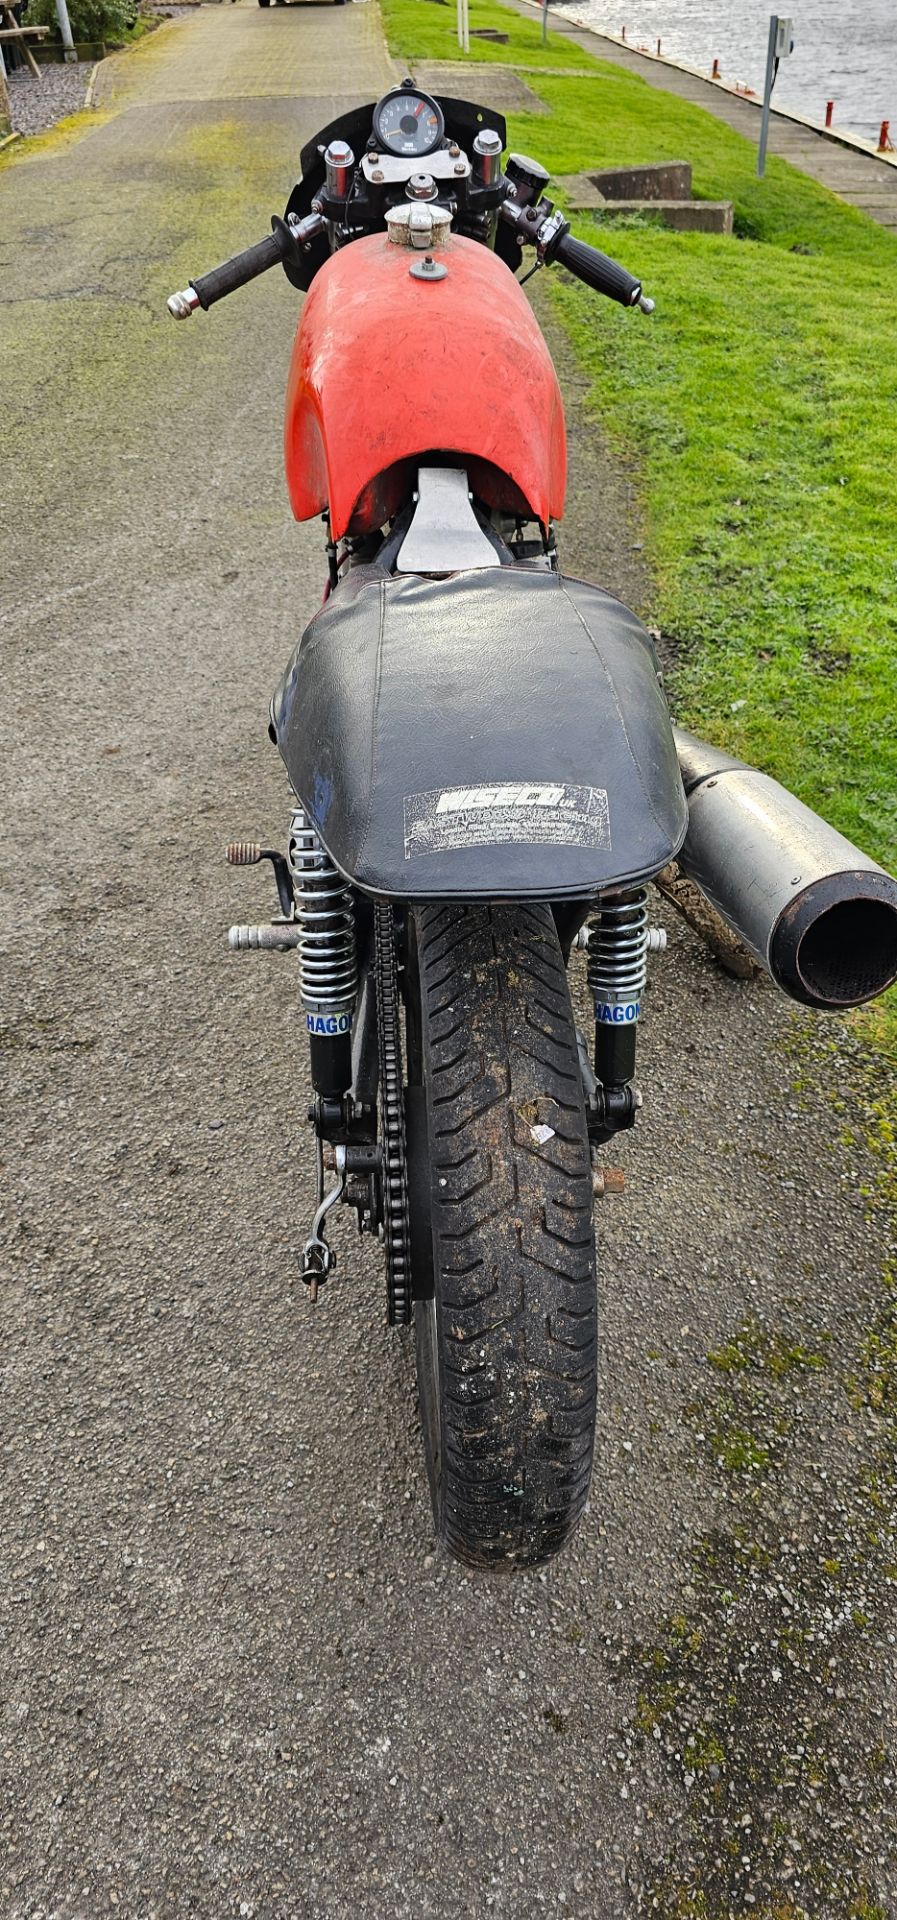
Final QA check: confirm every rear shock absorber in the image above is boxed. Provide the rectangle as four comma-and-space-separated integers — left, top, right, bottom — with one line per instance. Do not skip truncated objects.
586, 887, 650, 1140
288, 804, 357, 1101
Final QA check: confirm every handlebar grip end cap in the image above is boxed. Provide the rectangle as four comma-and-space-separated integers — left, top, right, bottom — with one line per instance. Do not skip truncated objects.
167, 287, 201, 320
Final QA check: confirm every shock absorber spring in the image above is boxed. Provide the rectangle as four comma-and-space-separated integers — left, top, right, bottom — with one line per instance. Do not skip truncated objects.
288, 804, 357, 1098
586, 887, 649, 1024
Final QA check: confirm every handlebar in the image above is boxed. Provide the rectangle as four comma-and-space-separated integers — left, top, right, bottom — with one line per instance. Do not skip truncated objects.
499, 199, 653, 312
553, 230, 643, 307
191, 230, 284, 310
167, 212, 324, 318
167, 200, 652, 321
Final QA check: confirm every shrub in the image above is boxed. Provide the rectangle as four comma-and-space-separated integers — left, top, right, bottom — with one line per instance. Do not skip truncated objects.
25, 0, 139, 48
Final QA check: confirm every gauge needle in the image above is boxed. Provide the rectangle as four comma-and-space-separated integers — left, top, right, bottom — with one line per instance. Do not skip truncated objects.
414, 102, 425, 117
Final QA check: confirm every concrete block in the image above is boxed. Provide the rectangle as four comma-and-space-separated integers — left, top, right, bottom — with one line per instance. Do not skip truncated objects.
590, 160, 693, 200
599, 197, 734, 234
559, 173, 612, 210
558, 174, 734, 233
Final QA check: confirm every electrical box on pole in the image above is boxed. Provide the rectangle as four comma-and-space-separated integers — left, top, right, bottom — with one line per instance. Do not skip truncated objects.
758, 13, 796, 178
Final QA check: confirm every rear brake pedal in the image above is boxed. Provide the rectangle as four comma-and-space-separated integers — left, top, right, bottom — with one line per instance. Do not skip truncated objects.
226, 840, 294, 919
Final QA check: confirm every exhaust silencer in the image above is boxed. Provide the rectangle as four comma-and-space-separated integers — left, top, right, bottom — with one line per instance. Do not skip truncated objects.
674, 728, 897, 1010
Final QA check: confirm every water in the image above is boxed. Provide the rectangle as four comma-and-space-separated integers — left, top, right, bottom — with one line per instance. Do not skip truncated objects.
554, 0, 897, 143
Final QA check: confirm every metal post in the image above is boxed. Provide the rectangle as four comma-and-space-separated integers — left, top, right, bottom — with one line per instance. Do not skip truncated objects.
757, 13, 779, 177
462, 0, 469, 53
55, 0, 78, 62
541, 0, 548, 43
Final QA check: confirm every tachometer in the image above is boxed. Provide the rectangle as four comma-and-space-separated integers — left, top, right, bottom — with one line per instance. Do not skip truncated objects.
372, 88, 444, 160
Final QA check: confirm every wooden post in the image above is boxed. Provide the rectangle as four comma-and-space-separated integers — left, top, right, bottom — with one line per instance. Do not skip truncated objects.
0, 47, 10, 140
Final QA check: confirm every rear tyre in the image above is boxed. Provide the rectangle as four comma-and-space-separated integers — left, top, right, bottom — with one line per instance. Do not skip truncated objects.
405, 903, 597, 1569
258, 1, 271, 9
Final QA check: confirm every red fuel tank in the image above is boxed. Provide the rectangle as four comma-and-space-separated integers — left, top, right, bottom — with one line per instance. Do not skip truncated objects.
284, 231, 567, 539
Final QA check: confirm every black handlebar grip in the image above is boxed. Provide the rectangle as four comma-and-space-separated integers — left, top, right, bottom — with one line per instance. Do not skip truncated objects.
553, 231, 641, 307
191, 230, 284, 310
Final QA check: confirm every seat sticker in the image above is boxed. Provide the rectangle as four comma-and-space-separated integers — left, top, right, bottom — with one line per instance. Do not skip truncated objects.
403, 782, 611, 859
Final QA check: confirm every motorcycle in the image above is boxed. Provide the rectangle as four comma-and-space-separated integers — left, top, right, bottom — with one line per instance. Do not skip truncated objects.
168, 82, 897, 1569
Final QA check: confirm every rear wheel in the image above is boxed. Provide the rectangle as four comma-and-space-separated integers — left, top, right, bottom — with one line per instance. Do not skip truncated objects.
405, 904, 597, 1568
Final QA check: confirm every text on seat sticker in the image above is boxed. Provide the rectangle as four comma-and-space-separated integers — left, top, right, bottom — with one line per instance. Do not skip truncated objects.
403, 782, 612, 858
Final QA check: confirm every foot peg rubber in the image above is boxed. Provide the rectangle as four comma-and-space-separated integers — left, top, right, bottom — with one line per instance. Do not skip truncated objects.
226, 841, 265, 866
228, 923, 302, 951
226, 840, 295, 919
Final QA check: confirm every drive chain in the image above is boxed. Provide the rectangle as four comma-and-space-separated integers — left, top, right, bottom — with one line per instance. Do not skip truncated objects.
374, 902, 412, 1326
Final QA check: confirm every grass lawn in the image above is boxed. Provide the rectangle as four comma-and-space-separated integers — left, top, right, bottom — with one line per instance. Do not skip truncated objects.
383, 0, 897, 1053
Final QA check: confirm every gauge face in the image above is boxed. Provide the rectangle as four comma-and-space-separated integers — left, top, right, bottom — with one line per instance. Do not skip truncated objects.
372, 89, 444, 159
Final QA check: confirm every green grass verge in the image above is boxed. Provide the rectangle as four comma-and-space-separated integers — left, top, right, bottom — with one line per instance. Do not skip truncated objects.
382, 0, 897, 1053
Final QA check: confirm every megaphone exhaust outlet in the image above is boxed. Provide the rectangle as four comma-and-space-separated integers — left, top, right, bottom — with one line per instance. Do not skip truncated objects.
673, 728, 897, 1012
770, 879, 897, 1010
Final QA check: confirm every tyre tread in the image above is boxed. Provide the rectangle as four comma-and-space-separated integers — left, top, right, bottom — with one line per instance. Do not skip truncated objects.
412, 903, 597, 1569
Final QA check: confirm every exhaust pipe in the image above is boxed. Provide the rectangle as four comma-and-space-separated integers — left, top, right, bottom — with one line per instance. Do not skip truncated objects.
673, 728, 897, 1010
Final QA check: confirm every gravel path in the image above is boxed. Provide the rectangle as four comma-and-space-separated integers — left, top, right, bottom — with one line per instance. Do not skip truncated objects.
6, 59, 90, 137
1, 5, 896, 1916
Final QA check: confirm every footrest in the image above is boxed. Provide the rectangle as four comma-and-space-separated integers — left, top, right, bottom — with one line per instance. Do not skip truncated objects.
228, 923, 302, 951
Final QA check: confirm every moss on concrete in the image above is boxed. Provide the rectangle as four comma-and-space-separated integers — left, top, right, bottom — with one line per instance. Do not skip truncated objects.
0, 107, 112, 170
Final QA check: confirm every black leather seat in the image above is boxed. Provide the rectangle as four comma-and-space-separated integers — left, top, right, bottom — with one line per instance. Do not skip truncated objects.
271, 566, 687, 900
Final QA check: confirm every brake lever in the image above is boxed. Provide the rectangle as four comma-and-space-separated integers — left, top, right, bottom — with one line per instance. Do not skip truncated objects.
501, 197, 655, 313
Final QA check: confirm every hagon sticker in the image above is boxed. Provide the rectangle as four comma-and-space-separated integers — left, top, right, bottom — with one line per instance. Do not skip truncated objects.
306, 1012, 352, 1036
403, 781, 611, 859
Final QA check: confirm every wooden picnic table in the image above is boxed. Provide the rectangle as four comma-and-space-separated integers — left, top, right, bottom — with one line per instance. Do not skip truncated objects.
0, 6, 50, 82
